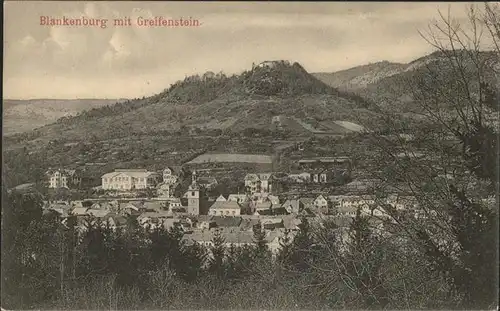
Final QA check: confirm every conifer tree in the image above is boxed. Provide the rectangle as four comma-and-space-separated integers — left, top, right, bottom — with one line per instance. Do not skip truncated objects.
276, 229, 292, 265
180, 242, 207, 282
289, 217, 314, 272
148, 224, 172, 269
252, 222, 269, 259
346, 208, 388, 308
208, 229, 226, 278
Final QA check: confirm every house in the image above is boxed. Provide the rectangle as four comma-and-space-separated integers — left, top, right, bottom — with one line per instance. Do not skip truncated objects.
101, 169, 161, 191
282, 215, 302, 231
212, 216, 243, 228
238, 200, 252, 215
386, 195, 417, 210
335, 205, 358, 217
156, 167, 179, 198
268, 195, 280, 205
72, 206, 90, 216
143, 201, 164, 212
251, 191, 270, 203
263, 206, 290, 216
361, 206, 388, 218
182, 231, 215, 248
244, 174, 260, 193
224, 231, 255, 248
244, 173, 273, 194
119, 201, 144, 213
146, 218, 178, 231
182, 225, 294, 256
261, 218, 284, 230
287, 171, 311, 183
214, 195, 227, 202
252, 199, 272, 214
311, 169, 335, 184
298, 197, 315, 211
46, 169, 81, 189
182, 230, 255, 250
161, 167, 178, 185
137, 210, 173, 222
71, 200, 84, 208
168, 198, 182, 209
90, 202, 111, 210
87, 208, 111, 218
239, 218, 261, 231
266, 229, 298, 255
197, 217, 217, 230
287, 169, 334, 184
313, 195, 330, 214
281, 199, 302, 214
209, 200, 241, 217
157, 183, 171, 198
327, 195, 390, 218
342, 195, 375, 209
106, 215, 128, 231
137, 211, 175, 229
258, 173, 273, 193
345, 179, 379, 192
227, 194, 249, 204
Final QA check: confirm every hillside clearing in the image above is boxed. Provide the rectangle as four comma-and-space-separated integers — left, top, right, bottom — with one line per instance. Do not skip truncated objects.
187, 153, 273, 164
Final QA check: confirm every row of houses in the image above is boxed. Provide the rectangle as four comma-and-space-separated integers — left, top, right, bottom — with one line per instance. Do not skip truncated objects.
46, 153, 352, 191
46, 167, 184, 191
43, 192, 419, 257
203, 190, 418, 219
48, 164, 348, 194
243, 168, 350, 194
182, 228, 296, 255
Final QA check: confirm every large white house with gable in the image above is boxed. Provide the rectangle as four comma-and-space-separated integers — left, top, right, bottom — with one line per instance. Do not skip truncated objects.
101, 169, 160, 190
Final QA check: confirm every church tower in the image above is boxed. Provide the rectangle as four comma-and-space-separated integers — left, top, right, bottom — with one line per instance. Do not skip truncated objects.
187, 170, 200, 215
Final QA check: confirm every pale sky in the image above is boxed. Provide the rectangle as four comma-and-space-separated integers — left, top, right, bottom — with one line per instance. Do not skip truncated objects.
3, 1, 479, 99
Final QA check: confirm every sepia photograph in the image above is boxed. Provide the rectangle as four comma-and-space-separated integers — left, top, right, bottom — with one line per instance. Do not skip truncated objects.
2, 1, 499, 310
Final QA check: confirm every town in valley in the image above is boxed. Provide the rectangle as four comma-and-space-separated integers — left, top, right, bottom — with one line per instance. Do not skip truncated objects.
3, 2, 498, 310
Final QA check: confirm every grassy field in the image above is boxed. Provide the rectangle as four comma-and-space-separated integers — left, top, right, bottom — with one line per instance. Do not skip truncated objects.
187, 153, 273, 164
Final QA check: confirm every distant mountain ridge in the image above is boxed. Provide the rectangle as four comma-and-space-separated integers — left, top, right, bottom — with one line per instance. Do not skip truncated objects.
312, 50, 499, 112
312, 61, 407, 91
3, 98, 127, 135
6, 60, 377, 144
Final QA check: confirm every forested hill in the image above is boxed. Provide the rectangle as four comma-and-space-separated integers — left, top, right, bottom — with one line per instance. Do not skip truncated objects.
5, 60, 380, 145
313, 50, 500, 113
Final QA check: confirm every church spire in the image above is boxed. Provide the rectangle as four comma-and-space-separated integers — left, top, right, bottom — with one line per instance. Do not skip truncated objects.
192, 169, 197, 184
188, 169, 200, 191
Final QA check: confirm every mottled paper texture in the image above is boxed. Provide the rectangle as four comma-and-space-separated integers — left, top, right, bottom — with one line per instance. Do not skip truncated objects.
3, 2, 499, 311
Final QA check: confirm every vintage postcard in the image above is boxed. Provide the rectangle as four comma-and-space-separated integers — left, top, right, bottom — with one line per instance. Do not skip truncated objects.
2, 1, 499, 310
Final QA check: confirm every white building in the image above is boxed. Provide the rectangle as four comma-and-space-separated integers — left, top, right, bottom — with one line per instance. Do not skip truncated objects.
47, 169, 80, 189
101, 169, 160, 191
244, 173, 273, 194
156, 167, 179, 198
